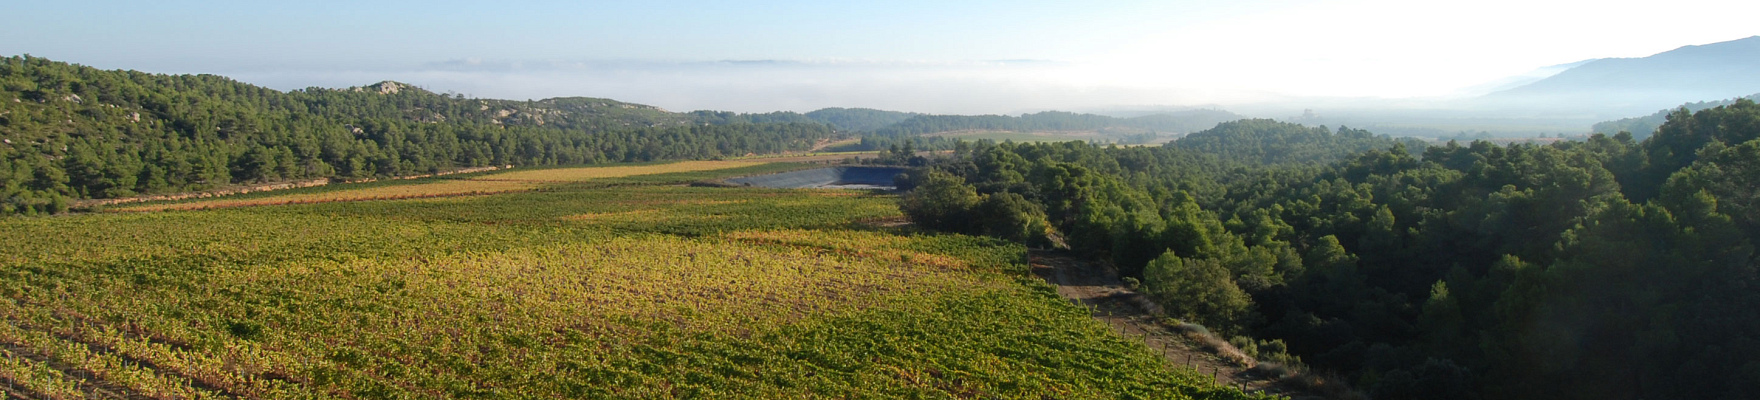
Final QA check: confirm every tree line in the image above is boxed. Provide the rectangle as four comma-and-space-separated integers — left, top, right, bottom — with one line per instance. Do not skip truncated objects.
896, 104, 1760, 399
1592, 92, 1760, 140
0, 56, 837, 215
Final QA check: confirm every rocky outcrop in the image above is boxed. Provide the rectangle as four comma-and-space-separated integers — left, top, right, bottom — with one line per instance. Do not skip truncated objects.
351, 81, 406, 94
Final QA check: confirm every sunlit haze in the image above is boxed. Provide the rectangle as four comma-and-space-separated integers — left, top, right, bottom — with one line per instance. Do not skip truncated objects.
6, 0, 1757, 113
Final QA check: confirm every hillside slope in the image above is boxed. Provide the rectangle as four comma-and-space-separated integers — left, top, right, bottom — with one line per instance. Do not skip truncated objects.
1169, 119, 1426, 165
0, 56, 835, 214
903, 101, 1760, 399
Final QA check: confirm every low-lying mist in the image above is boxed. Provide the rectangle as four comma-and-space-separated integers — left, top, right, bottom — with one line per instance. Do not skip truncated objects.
227, 59, 1253, 115
220, 52, 1760, 139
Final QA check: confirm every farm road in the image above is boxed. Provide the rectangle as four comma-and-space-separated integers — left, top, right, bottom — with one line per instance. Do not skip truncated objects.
1028, 250, 1284, 394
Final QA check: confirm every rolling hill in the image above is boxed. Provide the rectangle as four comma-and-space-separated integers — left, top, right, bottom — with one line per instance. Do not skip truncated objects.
0, 56, 838, 214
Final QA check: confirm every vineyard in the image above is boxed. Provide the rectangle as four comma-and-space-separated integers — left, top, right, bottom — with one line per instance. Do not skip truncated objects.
0, 161, 1267, 399
114, 161, 790, 212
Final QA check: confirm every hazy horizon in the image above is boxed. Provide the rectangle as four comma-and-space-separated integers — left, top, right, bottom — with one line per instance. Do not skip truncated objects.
7, 0, 1759, 115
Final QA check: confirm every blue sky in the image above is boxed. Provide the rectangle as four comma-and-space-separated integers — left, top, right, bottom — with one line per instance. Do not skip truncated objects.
9, 1, 1204, 69
6, 0, 1758, 113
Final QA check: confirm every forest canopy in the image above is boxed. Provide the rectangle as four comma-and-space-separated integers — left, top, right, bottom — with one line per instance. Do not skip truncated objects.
896, 103, 1760, 400
0, 56, 838, 214
0, 55, 1256, 216
1591, 92, 1760, 140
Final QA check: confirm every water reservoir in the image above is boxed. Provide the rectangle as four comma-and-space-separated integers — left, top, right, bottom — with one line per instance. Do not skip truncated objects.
726, 167, 906, 190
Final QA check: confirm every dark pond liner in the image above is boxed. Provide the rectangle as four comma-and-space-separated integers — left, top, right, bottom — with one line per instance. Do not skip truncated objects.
726, 167, 907, 190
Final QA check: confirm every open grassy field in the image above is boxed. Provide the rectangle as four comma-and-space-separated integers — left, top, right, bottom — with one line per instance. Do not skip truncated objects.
0, 161, 1267, 399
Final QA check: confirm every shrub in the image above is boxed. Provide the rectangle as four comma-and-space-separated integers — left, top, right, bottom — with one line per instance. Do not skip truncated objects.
897, 170, 980, 232
975, 191, 1052, 245
1141, 251, 1254, 335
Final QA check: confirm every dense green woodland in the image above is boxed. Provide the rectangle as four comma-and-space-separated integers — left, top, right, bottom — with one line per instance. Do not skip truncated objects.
0, 56, 837, 214
1164, 119, 1429, 165
898, 103, 1760, 400
1593, 92, 1760, 140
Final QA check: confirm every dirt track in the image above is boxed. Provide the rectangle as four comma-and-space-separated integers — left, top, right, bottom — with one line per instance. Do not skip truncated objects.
1029, 250, 1284, 393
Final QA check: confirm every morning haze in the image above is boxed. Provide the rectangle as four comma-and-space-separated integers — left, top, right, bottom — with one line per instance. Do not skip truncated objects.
7, 1, 1758, 119
3, 2, 1760, 400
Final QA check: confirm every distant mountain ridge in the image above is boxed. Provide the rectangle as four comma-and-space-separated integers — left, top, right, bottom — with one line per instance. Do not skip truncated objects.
687, 108, 920, 132
687, 107, 1244, 137
1455, 59, 1598, 96
1485, 36, 1760, 115
871, 109, 1245, 137
331, 82, 1231, 137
